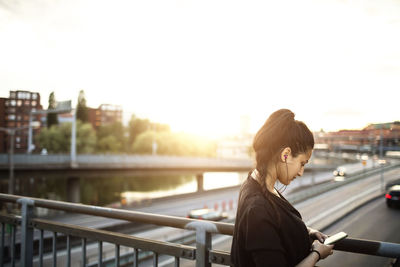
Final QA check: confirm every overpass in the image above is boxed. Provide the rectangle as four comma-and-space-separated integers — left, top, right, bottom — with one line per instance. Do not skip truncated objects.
0, 154, 338, 173
0, 154, 343, 203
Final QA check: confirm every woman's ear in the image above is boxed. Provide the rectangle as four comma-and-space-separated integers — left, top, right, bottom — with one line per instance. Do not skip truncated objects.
281, 147, 291, 162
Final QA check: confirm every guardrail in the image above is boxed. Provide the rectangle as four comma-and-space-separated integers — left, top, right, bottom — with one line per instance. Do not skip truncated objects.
0, 194, 399, 267
288, 162, 400, 204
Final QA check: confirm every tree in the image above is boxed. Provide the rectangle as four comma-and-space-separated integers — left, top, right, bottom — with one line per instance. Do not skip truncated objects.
36, 121, 96, 153
127, 115, 151, 147
76, 90, 88, 122
131, 131, 216, 157
127, 115, 170, 149
96, 122, 126, 153
47, 92, 58, 128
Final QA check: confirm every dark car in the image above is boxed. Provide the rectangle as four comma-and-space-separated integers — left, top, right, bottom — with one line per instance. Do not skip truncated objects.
386, 179, 400, 190
187, 208, 228, 221
386, 185, 400, 208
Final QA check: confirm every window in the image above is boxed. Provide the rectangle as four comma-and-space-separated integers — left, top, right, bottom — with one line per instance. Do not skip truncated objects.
31, 93, 38, 100
16, 115, 21, 121
10, 92, 16, 98
24, 100, 30, 106
10, 100, 16, 106
16, 137, 20, 143
31, 101, 37, 106
7, 107, 16, 113
8, 115, 16, 120
17, 100, 22, 106
17, 92, 30, 99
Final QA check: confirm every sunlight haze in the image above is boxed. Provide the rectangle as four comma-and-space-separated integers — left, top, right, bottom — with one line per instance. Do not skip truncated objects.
1, 0, 399, 136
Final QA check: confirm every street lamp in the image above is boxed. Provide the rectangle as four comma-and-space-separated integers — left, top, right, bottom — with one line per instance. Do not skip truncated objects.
0, 125, 35, 194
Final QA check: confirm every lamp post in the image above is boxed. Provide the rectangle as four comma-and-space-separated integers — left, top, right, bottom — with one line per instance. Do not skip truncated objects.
0, 126, 30, 194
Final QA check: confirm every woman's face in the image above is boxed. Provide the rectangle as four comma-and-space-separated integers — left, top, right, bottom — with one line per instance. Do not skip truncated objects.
278, 149, 313, 185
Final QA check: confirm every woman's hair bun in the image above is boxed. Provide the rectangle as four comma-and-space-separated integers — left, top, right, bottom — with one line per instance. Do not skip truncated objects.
269, 109, 295, 125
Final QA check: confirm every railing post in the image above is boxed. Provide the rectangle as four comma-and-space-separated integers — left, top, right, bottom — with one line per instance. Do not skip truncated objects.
186, 221, 217, 267
17, 198, 34, 267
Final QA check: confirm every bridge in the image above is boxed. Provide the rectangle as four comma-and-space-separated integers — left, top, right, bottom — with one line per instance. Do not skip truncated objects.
0, 154, 345, 203
0, 154, 339, 172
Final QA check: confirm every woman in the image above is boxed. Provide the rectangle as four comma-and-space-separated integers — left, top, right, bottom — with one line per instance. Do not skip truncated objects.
231, 109, 334, 267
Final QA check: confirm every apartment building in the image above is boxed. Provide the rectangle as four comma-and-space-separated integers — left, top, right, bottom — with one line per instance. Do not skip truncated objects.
1, 91, 42, 153
88, 104, 123, 130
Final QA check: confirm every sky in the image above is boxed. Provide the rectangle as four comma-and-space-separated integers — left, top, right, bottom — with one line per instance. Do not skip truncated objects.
0, 0, 399, 137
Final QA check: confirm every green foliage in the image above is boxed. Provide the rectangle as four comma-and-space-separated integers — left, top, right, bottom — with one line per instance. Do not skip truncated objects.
36, 121, 96, 153
127, 115, 170, 148
76, 122, 97, 153
97, 135, 122, 153
76, 90, 88, 122
47, 92, 58, 128
96, 122, 126, 153
36, 113, 217, 157
132, 131, 216, 157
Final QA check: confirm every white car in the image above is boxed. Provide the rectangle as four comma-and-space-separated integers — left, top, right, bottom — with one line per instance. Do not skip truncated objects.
333, 167, 346, 177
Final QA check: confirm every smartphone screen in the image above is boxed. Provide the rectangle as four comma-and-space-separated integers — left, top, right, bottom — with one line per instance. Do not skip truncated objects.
324, 232, 348, 245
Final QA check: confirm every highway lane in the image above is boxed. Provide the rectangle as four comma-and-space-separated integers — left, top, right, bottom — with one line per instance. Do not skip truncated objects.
322, 197, 400, 267
298, 167, 400, 230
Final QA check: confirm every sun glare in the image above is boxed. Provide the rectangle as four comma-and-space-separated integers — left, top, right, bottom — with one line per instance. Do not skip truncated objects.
0, 0, 399, 135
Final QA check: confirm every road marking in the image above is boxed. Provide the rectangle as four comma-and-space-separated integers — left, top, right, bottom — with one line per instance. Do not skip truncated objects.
305, 185, 379, 226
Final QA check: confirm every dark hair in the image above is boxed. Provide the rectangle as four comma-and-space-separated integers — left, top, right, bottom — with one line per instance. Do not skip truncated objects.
253, 109, 314, 211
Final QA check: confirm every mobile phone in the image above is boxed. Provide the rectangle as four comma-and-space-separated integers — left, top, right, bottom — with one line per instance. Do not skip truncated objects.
324, 232, 348, 245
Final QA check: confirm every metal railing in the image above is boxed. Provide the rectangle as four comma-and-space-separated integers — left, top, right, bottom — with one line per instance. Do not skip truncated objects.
0, 193, 399, 267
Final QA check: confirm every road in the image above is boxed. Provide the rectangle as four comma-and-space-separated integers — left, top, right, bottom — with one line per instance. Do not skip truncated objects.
322, 197, 400, 267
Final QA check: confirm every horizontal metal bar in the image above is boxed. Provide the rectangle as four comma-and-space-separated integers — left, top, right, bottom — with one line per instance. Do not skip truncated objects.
209, 249, 231, 265
31, 218, 196, 259
0, 194, 233, 235
335, 238, 400, 258
0, 213, 21, 225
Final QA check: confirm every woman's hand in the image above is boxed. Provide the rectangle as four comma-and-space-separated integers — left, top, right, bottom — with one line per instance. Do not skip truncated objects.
312, 240, 334, 260
308, 227, 328, 243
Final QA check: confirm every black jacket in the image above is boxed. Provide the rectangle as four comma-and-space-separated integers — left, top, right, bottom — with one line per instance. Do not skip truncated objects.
231, 175, 311, 267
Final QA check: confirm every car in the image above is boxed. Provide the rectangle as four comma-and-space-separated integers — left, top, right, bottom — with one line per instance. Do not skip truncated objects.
187, 208, 228, 221
386, 179, 400, 190
386, 185, 400, 208
333, 167, 346, 177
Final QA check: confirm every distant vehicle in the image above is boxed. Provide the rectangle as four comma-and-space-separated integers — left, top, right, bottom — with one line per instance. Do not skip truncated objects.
386, 185, 400, 208
333, 167, 346, 177
386, 179, 400, 190
187, 208, 228, 221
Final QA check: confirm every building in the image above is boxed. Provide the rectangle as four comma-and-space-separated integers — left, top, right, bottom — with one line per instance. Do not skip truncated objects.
1, 91, 43, 153
87, 104, 123, 130
314, 121, 400, 155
